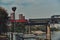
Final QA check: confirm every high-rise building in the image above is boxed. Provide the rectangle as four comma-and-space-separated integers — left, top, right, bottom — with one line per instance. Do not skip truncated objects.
19, 14, 25, 20
10, 13, 27, 23
23, 16, 25, 20
10, 13, 14, 20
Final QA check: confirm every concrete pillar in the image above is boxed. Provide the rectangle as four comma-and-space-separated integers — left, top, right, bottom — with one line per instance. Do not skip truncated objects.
46, 25, 51, 40
29, 25, 30, 34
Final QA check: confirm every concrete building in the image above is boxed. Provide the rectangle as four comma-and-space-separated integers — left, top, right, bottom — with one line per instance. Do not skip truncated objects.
10, 13, 27, 23
10, 13, 14, 20
19, 14, 25, 20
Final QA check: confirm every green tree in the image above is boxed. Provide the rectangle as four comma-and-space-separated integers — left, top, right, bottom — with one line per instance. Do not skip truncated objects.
0, 7, 8, 34
16, 23, 25, 33
50, 27, 58, 31
11, 22, 26, 33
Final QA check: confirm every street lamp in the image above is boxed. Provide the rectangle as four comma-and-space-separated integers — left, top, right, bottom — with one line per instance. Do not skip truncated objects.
12, 7, 16, 32
12, 7, 16, 12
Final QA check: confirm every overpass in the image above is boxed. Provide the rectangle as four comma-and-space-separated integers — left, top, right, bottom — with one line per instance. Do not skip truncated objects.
25, 18, 60, 25
24, 18, 60, 40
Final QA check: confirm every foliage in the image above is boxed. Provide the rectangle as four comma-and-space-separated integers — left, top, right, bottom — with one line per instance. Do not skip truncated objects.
0, 7, 8, 34
50, 27, 59, 31
11, 22, 26, 33
30, 25, 46, 32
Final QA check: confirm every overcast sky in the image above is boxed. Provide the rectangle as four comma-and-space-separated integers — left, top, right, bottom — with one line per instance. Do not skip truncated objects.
0, 0, 60, 19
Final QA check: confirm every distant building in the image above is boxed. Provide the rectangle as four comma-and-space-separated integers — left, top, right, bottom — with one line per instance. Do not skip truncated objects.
19, 14, 25, 20
10, 13, 28, 23
10, 13, 14, 20
51, 15, 60, 24
51, 15, 60, 18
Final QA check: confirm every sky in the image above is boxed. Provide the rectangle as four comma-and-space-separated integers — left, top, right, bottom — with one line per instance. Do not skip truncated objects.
0, 0, 60, 19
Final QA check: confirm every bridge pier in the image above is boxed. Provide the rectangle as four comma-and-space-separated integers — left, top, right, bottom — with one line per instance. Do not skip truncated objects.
46, 24, 51, 40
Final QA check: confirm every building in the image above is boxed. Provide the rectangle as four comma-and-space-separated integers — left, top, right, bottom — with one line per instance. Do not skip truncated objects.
19, 14, 25, 20
10, 13, 14, 20
10, 13, 28, 23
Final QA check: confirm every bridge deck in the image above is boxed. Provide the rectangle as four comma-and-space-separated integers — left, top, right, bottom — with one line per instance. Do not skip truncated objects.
25, 22, 48, 25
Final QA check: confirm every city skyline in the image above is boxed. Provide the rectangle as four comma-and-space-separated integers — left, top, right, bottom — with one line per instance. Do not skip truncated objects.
0, 0, 60, 19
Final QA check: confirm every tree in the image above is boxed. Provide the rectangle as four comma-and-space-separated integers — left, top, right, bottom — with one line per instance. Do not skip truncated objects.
0, 7, 8, 34
15, 22, 26, 33
11, 22, 26, 33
